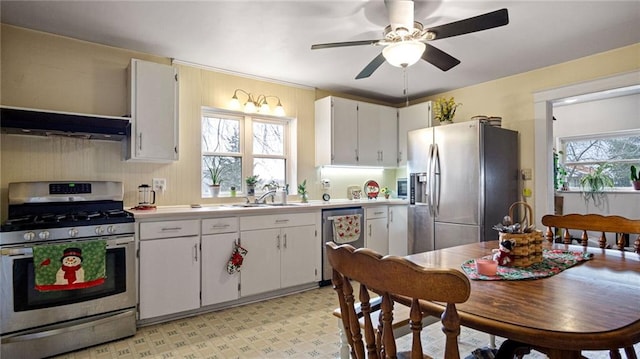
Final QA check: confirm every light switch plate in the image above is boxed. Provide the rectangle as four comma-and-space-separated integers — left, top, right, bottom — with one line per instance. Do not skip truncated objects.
153, 178, 167, 192
521, 168, 533, 180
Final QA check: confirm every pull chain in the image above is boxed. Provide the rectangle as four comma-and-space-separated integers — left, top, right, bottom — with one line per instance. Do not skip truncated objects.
403, 66, 409, 107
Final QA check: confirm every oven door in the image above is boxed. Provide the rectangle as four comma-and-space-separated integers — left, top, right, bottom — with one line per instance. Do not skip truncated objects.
1, 235, 136, 334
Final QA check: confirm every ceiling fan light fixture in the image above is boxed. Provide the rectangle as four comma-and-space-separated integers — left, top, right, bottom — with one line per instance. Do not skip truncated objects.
382, 41, 426, 68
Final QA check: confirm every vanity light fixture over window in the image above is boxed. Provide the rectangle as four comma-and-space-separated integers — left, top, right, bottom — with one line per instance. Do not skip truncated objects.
229, 89, 285, 116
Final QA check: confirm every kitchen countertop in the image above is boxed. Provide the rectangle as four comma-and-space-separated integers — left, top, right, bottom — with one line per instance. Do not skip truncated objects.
129, 198, 408, 220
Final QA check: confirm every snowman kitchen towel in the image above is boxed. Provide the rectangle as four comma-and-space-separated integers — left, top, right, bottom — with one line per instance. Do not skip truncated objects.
331, 214, 361, 244
33, 240, 107, 291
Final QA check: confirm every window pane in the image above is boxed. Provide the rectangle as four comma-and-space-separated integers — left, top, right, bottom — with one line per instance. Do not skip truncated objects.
561, 132, 640, 188
253, 158, 286, 189
564, 135, 640, 163
202, 156, 242, 195
253, 121, 284, 155
202, 116, 240, 153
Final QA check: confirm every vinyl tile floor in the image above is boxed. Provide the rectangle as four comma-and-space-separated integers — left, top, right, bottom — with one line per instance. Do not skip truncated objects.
54, 285, 639, 359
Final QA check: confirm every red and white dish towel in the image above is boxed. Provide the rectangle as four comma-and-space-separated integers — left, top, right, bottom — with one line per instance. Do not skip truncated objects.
331, 214, 361, 244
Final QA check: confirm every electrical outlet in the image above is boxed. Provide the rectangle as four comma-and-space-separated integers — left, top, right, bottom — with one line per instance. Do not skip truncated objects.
521, 168, 533, 180
153, 178, 167, 192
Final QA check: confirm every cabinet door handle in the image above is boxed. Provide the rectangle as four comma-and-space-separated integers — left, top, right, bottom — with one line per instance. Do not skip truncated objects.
193, 243, 198, 262
283, 234, 287, 248
390, 211, 394, 222
277, 234, 281, 249
138, 133, 143, 151
369, 224, 372, 236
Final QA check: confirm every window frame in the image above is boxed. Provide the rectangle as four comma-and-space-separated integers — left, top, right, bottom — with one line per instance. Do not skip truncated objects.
201, 107, 296, 198
557, 128, 640, 190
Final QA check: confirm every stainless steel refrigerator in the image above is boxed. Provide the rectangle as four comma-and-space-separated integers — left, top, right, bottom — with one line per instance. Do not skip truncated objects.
407, 120, 518, 253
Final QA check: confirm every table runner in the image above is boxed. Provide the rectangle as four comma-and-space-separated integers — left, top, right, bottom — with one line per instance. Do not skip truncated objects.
461, 249, 593, 280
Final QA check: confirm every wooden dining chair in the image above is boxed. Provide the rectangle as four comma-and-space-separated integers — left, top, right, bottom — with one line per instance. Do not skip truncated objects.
542, 213, 640, 359
325, 242, 471, 359
542, 213, 640, 254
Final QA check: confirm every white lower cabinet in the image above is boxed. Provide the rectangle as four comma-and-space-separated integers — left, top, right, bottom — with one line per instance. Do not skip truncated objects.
239, 212, 318, 297
365, 206, 389, 255
138, 220, 200, 319
136, 210, 322, 320
201, 217, 240, 307
388, 205, 408, 256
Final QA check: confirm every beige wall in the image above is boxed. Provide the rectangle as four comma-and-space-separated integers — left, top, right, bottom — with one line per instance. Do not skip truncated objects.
0, 25, 317, 214
1, 23, 638, 218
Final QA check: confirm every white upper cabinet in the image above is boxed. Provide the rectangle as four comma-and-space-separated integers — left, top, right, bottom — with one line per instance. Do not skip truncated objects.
398, 101, 432, 167
358, 102, 397, 167
315, 96, 358, 165
315, 96, 397, 167
125, 59, 178, 162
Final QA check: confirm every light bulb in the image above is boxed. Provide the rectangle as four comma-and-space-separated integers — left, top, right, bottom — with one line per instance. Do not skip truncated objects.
230, 96, 241, 110
274, 104, 285, 116
244, 101, 257, 113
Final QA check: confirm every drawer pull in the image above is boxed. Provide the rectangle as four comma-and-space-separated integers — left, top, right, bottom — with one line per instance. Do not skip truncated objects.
275, 219, 290, 224
374, 211, 384, 215
161, 227, 182, 231
211, 224, 231, 229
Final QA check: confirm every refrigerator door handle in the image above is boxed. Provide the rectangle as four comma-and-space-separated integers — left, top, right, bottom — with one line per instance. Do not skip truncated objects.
426, 143, 434, 215
433, 143, 441, 217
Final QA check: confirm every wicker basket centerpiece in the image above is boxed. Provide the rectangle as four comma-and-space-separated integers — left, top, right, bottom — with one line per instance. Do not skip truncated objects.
494, 202, 543, 268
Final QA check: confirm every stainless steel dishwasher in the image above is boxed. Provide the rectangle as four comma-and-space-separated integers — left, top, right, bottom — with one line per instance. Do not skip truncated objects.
320, 206, 364, 286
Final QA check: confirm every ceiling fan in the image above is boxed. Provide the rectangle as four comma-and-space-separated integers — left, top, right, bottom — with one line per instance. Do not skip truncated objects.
311, 0, 509, 79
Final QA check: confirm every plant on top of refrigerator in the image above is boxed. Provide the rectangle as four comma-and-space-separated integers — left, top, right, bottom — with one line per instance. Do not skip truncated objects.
433, 97, 462, 123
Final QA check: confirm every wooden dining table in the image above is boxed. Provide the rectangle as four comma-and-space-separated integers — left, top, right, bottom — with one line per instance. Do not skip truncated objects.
403, 240, 640, 359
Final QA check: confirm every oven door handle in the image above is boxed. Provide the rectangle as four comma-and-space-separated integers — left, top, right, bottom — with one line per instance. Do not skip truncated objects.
1, 237, 133, 257
1, 309, 135, 343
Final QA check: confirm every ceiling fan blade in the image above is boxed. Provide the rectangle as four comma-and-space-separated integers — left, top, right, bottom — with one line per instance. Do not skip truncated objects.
426, 8, 509, 40
356, 53, 386, 79
385, 0, 414, 32
311, 40, 380, 50
421, 43, 460, 71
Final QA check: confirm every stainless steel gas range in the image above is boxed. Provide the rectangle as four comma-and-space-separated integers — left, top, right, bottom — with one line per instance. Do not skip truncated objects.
0, 181, 136, 358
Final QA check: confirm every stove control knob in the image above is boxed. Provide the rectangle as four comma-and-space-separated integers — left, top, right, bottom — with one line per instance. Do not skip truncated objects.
68, 228, 79, 237
38, 231, 50, 240
95, 226, 105, 235
23, 232, 36, 241
106, 226, 116, 234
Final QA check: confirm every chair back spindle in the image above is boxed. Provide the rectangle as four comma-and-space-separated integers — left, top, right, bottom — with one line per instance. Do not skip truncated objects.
326, 242, 471, 359
542, 213, 640, 254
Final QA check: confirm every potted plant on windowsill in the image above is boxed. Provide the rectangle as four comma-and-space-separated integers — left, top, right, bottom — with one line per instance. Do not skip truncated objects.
205, 158, 224, 197
580, 163, 614, 205
631, 165, 640, 190
434, 97, 462, 125
245, 175, 259, 196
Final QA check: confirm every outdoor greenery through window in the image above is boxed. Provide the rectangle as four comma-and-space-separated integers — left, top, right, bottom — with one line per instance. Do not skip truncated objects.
202, 109, 292, 197
558, 130, 640, 189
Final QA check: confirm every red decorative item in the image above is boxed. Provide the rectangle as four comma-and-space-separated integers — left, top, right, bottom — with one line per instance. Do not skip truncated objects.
364, 180, 380, 199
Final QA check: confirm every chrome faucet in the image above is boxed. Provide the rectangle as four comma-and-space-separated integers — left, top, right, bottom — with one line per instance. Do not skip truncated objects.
255, 189, 278, 204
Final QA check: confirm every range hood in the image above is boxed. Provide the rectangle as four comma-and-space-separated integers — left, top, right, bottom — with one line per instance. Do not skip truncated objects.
1, 106, 131, 141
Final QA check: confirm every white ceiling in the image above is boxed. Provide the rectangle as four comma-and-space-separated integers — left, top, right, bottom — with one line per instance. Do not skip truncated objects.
2, 1, 639, 104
